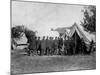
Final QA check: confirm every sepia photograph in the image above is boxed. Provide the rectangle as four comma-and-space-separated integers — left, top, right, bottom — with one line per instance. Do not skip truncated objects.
11, 0, 96, 74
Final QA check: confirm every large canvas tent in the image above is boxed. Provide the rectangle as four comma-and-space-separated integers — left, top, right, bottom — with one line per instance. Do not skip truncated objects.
67, 23, 90, 43
52, 23, 90, 44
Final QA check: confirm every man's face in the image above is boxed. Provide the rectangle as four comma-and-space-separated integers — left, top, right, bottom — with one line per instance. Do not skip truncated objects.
43, 36, 45, 40
46, 37, 48, 39
38, 37, 40, 40
35, 37, 37, 39
55, 37, 57, 40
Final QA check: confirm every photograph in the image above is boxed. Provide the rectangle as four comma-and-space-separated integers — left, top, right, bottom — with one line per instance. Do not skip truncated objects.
11, 0, 96, 74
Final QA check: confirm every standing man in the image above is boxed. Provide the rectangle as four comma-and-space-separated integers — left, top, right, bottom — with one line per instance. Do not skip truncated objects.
53, 37, 59, 55
27, 36, 37, 56
24, 29, 37, 56
58, 36, 63, 55
64, 34, 68, 55
37, 37, 41, 56
51, 37, 54, 55
33, 36, 37, 55
41, 36, 46, 55
46, 36, 49, 55
48, 37, 53, 55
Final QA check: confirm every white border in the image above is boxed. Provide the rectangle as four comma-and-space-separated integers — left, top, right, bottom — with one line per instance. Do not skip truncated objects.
14, 0, 96, 5
0, 0, 98, 75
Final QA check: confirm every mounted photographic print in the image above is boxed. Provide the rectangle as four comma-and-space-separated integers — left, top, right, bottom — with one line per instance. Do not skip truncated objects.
11, 0, 96, 74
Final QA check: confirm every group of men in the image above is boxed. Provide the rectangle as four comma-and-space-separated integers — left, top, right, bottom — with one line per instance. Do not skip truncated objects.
26, 36, 69, 56
26, 34, 95, 56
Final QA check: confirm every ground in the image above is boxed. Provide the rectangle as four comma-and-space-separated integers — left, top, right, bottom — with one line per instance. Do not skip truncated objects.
11, 50, 96, 74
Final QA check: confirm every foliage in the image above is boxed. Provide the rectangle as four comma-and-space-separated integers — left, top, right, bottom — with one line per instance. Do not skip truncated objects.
24, 28, 36, 43
11, 25, 36, 51
11, 26, 24, 39
11, 25, 36, 40
81, 6, 96, 33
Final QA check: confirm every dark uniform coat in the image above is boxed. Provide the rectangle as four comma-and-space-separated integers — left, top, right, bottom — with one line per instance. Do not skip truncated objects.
28, 36, 37, 50
45, 39, 49, 55
48, 39, 54, 55
37, 39, 41, 50
41, 39, 46, 55
58, 38, 63, 49
53, 39, 59, 54
41, 39, 46, 50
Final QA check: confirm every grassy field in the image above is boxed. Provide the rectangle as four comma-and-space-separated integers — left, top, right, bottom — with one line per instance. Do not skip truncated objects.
11, 50, 96, 74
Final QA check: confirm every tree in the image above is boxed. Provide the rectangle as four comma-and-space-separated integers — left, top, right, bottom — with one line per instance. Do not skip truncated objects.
24, 28, 36, 43
11, 25, 37, 52
81, 6, 96, 33
11, 25, 25, 50
11, 25, 25, 39
11, 25, 36, 40
24, 27, 37, 55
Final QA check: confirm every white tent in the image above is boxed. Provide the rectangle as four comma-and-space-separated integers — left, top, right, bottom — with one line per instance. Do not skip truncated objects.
52, 23, 91, 44
68, 23, 90, 43
13, 33, 28, 50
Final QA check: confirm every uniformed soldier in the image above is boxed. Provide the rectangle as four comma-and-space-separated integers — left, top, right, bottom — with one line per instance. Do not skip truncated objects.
51, 37, 55, 55
45, 36, 49, 55
27, 36, 37, 56
41, 36, 46, 55
56, 37, 60, 55
48, 37, 53, 55
64, 35, 68, 55
58, 37, 63, 55
53, 37, 59, 55
24, 30, 37, 56
37, 37, 41, 55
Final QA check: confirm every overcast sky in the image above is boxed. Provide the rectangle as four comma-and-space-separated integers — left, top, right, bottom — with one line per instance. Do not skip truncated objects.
12, 1, 96, 41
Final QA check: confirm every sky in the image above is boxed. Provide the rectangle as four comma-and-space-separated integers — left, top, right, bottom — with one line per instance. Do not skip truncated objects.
11, 1, 95, 41
12, 1, 84, 36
